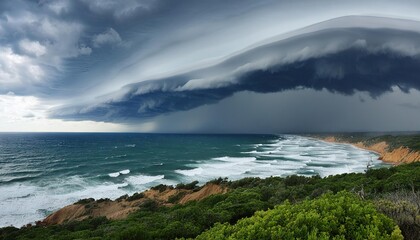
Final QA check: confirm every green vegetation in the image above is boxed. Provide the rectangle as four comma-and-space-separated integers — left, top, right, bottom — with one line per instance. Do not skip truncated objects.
176, 180, 200, 191
375, 191, 420, 239
151, 184, 171, 192
127, 192, 145, 202
75, 198, 95, 205
1, 162, 419, 240
167, 192, 187, 204
195, 191, 402, 240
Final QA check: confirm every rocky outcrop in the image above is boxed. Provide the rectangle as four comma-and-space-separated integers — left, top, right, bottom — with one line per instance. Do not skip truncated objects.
41, 183, 227, 225
322, 136, 420, 164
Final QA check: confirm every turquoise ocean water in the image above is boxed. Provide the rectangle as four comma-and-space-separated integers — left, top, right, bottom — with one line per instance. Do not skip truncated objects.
0, 133, 388, 227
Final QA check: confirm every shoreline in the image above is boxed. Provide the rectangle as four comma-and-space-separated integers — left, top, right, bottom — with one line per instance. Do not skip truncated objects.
3, 162, 418, 239
0, 134, 388, 228
311, 135, 420, 165
3, 134, 417, 228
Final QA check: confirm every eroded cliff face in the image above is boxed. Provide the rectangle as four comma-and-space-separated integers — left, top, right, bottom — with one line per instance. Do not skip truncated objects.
322, 137, 420, 164
42, 183, 228, 225
380, 147, 420, 164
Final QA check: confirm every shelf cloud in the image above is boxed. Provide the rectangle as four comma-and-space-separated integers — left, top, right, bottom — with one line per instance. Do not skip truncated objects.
1, 0, 420, 132
50, 16, 420, 122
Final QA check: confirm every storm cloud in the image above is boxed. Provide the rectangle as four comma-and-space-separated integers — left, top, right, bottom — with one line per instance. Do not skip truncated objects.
50, 16, 420, 122
2, 0, 420, 132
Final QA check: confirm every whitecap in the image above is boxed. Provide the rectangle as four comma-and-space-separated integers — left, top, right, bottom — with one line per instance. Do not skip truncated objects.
175, 167, 203, 176
108, 172, 120, 177
108, 169, 130, 177
125, 174, 165, 186
176, 135, 387, 183
212, 156, 256, 162
0, 176, 134, 228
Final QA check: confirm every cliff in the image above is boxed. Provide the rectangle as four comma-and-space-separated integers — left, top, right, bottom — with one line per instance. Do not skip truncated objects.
42, 183, 228, 225
321, 136, 420, 164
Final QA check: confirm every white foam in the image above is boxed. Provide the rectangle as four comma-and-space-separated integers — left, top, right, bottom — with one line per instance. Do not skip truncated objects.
212, 156, 256, 162
108, 169, 130, 177
108, 172, 120, 177
176, 135, 386, 184
125, 144, 136, 148
0, 176, 132, 228
176, 157, 261, 182
125, 174, 164, 186
175, 167, 203, 176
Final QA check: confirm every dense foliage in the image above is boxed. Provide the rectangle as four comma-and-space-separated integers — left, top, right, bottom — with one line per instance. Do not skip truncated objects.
1, 162, 419, 240
195, 191, 403, 240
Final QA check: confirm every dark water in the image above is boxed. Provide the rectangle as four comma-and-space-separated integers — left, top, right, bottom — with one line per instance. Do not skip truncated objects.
0, 133, 386, 227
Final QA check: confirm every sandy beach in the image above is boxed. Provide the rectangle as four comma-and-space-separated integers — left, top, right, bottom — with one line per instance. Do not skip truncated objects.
316, 136, 420, 165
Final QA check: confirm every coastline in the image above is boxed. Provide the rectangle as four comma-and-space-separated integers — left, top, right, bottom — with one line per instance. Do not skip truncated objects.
4, 162, 418, 239
0, 134, 384, 228
312, 135, 420, 165
37, 135, 388, 227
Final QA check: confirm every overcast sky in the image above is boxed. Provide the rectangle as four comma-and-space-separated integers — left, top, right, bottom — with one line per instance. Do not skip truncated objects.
1, 0, 420, 133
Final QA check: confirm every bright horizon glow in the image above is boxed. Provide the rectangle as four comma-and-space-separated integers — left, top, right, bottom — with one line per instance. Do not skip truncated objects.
0, 93, 124, 132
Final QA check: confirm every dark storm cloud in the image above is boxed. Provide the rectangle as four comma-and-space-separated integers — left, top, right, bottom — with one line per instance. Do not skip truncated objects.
0, 0, 269, 94
50, 20, 420, 122
2, 0, 420, 132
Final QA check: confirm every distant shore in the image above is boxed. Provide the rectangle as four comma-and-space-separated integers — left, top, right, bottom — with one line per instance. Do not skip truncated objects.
310, 134, 420, 165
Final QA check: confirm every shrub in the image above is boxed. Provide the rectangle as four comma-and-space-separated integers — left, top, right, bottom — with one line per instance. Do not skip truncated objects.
366, 167, 393, 180
176, 181, 199, 190
196, 191, 403, 240
168, 191, 187, 203
208, 177, 228, 185
139, 199, 159, 211
117, 226, 151, 240
127, 192, 145, 201
116, 194, 128, 202
75, 198, 95, 205
375, 191, 420, 240
96, 198, 111, 203
284, 175, 308, 186
151, 184, 170, 192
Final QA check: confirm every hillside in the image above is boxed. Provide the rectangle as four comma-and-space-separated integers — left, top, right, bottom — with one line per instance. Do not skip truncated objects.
42, 183, 227, 225
1, 162, 419, 240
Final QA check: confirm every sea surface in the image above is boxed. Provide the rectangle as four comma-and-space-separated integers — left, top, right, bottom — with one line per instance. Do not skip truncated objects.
0, 133, 388, 227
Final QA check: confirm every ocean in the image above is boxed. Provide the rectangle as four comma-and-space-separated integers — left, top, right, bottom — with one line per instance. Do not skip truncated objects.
0, 133, 388, 227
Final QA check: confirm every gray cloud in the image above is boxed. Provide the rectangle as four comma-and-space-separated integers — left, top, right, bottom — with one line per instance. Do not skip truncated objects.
92, 28, 122, 48
2, 0, 420, 132
50, 16, 420, 123
131, 88, 420, 134
399, 102, 420, 110
80, 0, 157, 19
0, 0, 91, 94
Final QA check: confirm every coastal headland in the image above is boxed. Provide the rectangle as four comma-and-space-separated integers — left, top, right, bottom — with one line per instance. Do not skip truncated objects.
310, 133, 420, 164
